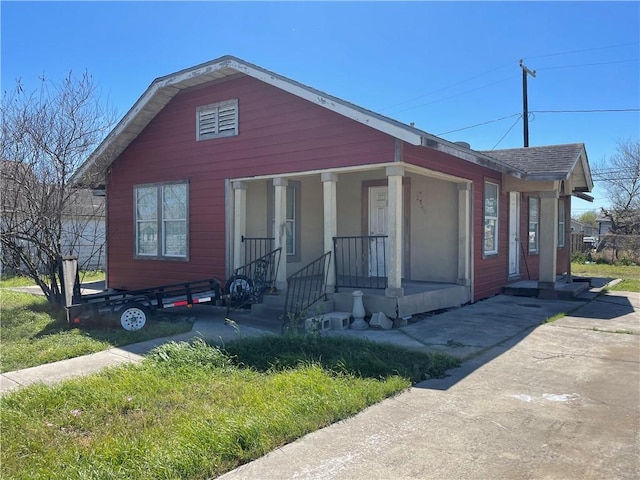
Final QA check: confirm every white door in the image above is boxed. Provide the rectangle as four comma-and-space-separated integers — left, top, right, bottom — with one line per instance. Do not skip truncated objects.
368, 186, 388, 277
508, 192, 520, 276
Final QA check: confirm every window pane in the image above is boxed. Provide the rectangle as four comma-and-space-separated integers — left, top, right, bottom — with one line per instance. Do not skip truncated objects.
286, 186, 295, 220
484, 183, 498, 217
136, 187, 157, 220
484, 219, 497, 253
163, 184, 186, 220
137, 222, 157, 255
529, 198, 539, 252
286, 220, 294, 255
163, 220, 187, 256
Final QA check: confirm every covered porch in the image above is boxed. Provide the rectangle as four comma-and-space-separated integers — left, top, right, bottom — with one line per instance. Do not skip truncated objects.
226, 162, 473, 320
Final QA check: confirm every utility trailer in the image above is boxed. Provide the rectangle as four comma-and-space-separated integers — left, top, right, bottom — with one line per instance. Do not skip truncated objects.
66, 278, 222, 331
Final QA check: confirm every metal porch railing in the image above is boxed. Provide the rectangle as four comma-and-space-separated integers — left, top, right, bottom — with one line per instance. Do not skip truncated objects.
225, 248, 281, 316
242, 235, 275, 266
282, 251, 332, 328
333, 235, 388, 291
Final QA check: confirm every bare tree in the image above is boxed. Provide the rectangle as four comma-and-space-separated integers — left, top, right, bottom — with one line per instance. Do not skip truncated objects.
0, 72, 114, 306
596, 140, 640, 235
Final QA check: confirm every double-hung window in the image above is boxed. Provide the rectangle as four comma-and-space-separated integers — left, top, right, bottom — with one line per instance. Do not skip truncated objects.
483, 181, 499, 256
558, 199, 565, 248
135, 182, 188, 259
196, 99, 238, 140
529, 197, 539, 253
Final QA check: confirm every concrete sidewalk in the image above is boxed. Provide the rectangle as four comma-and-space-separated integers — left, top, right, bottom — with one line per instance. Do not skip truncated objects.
2, 287, 638, 477
219, 291, 640, 480
2, 294, 583, 396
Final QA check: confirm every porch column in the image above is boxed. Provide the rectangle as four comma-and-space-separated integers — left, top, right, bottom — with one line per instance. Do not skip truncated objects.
386, 165, 404, 298
273, 177, 288, 291
232, 181, 247, 271
322, 172, 338, 293
538, 190, 559, 289
457, 182, 471, 286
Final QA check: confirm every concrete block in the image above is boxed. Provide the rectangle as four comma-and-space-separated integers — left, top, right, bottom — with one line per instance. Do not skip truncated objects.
305, 315, 331, 333
325, 311, 350, 330
370, 311, 393, 330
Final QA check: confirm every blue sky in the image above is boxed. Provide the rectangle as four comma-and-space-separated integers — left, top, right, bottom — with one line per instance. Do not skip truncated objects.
2, 1, 639, 215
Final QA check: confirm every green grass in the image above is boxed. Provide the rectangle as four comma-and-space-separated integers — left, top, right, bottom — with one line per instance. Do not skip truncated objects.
0, 270, 106, 288
0, 290, 193, 373
571, 262, 640, 281
0, 338, 459, 480
609, 279, 640, 292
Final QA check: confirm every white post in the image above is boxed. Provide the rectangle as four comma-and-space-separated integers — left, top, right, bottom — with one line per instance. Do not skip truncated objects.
232, 181, 247, 271
322, 172, 338, 293
538, 190, 559, 289
273, 177, 288, 291
385, 165, 404, 298
457, 182, 471, 286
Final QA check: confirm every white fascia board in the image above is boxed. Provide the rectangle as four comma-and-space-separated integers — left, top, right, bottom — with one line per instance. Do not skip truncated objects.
72, 80, 172, 185
218, 59, 424, 146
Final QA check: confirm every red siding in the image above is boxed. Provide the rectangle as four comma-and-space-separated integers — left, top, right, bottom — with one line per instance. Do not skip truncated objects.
107, 75, 395, 289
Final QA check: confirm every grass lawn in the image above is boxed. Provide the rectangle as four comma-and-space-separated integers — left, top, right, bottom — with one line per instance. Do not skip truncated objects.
0, 290, 194, 373
0, 270, 106, 288
1, 337, 460, 480
571, 262, 640, 292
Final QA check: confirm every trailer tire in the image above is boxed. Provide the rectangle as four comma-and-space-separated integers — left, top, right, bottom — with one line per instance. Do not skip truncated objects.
119, 303, 149, 331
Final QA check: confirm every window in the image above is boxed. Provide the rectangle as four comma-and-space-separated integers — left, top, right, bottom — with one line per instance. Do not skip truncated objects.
286, 185, 296, 256
528, 197, 539, 253
196, 99, 238, 140
135, 182, 188, 259
483, 181, 499, 255
267, 180, 301, 262
558, 199, 565, 248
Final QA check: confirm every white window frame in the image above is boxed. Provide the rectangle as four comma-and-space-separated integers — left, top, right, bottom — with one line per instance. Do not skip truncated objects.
529, 197, 539, 254
134, 181, 189, 260
286, 185, 296, 256
483, 181, 499, 256
196, 99, 238, 141
267, 180, 301, 263
558, 199, 565, 248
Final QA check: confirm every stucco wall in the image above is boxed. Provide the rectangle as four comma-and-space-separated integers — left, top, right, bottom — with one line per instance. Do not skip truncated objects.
409, 174, 458, 282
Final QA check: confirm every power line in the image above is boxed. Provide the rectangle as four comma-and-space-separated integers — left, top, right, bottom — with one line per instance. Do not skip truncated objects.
378, 63, 512, 112
491, 115, 522, 150
531, 108, 640, 113
437, 113, 521, 136
536, 58, 639, 71
522, 41, 640, 60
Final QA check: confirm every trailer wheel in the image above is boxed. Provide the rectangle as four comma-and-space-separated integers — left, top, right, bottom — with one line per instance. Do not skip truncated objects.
119, 303, 149, 331
226, 275, 253, 306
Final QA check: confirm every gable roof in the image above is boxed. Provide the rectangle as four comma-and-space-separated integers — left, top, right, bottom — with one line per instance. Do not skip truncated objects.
480, 143, 594, 191
72, 55, 527, 186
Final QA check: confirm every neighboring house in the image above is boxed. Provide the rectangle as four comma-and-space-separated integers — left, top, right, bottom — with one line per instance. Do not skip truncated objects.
60, 189, 106, 271
72, 56, 593, 318
570, 219, 595, 237
597, 215, 613, 236
0, 159, 105, 274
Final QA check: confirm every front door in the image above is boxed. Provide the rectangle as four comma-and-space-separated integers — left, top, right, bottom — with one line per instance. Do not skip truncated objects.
508, 192, 520, 277
368, 186, 388, 277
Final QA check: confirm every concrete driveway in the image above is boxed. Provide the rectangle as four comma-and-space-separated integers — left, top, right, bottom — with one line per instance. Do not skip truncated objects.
219, 291, 640, 480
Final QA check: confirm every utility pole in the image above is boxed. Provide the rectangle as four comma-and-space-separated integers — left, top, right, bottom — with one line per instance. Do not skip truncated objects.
519, 59, 536, 147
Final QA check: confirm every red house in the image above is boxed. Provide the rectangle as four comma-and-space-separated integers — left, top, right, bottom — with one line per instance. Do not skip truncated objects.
73, 56, 593, 320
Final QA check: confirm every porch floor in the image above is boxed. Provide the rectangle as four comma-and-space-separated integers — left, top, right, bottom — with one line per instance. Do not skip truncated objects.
333, 280, 470, 319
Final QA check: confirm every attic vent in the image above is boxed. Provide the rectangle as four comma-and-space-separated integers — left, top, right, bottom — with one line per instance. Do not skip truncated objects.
196, 99, 238, 140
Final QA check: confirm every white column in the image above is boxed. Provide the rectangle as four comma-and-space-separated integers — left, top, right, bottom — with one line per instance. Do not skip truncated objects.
457, 183, 471, 286
322, 172, 338, 293
273, 177, 288, 291
538, 190, 559, 288
385, 165, 404, 298
232, 181, 247, 271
